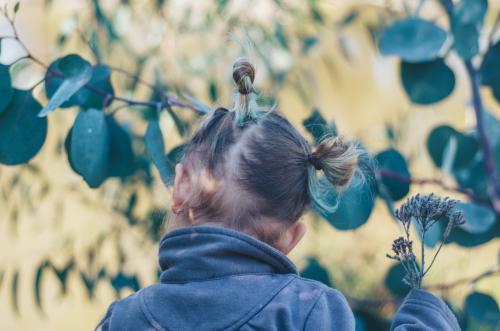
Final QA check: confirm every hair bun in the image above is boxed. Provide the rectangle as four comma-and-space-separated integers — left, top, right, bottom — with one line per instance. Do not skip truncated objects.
311, 136, 358, 187
232, 59, 255, 95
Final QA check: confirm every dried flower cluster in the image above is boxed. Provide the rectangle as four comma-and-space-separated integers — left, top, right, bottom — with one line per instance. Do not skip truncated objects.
387, 194, 466, 288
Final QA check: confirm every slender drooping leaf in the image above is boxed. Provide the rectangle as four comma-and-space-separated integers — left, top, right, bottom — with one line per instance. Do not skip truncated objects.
145, 121, 173, 186
39, 54, 93, 117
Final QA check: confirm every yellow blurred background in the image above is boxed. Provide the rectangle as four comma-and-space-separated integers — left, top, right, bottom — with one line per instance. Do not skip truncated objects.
0, 0, 499, 330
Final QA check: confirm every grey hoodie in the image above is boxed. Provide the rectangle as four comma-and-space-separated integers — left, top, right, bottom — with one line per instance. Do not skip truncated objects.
96, 226, 460, 330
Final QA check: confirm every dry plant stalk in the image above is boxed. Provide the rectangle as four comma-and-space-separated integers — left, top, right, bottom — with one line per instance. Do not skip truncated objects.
387, 194, 466, 288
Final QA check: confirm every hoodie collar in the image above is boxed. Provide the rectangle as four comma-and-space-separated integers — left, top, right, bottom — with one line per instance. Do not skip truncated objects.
158, 225, 298, 283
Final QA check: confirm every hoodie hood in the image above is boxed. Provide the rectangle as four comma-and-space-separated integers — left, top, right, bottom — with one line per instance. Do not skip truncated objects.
139, 226, 298, 330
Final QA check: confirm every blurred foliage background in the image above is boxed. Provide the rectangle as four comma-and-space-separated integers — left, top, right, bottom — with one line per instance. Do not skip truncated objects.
0, 0, 499, 330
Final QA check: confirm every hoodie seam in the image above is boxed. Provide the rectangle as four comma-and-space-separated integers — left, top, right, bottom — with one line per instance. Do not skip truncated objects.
159, 228, 297, 274
139, 290, 170, 331
303, 290, 327, 330
223, 276, 296, 331
161, 272, 288, 284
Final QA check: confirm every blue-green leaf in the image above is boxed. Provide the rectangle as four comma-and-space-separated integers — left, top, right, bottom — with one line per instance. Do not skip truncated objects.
427, 125, 478, 170
456, 202, 496, 235
400, 59, 455, 105
451, 0, 487, 60
0, 89, 47, 165
379, 18, 447, 63
39, 54, 92, 117
464, 292, 500, 326
318, 176, 376, 230
145, 121, 172, 186
375, 148, 410, 201
480, 41, 500, 102
0, 65, 13, 113
106, 116, 134, 179
384, 263, 411, 298
70, 108, 110, 188
300, 258, 332, 287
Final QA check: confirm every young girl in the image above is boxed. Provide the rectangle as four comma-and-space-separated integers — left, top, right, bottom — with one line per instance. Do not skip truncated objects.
96, 59, 460, 331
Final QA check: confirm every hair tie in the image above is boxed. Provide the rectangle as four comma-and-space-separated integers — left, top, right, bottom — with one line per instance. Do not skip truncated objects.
307, 153, 322, 170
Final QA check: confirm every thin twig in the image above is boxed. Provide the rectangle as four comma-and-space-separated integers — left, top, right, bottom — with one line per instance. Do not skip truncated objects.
0, 9, 207, 116
425, 267, 500, 291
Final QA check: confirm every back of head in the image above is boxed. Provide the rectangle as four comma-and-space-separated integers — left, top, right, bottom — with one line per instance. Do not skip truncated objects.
173, 58, 360, 245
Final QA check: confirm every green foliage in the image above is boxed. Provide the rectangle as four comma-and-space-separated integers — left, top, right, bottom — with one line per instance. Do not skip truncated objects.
450, 0, 488, 60
1, 1, 499, 327
300, 258, 332, 287
375, 149, 410, 201
0, 89, 47, 165
379, 18, 447, 63
0, 65, 13, 113
40, 54, 93, 116
70, 109, 110, 188
400, 59, 455, 105
427, 125, 478, 170
464, 292, 500, 327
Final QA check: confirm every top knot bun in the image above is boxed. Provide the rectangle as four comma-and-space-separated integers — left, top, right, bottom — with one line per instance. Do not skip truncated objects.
232, 59, 255, 95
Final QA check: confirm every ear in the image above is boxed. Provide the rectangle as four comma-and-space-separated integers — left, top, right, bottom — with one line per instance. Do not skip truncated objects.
276, 222, 307, 255
171, 163, 191, 212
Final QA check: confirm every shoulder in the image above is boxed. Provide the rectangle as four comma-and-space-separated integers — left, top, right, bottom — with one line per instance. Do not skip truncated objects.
95, 289, 160, 331
288, 276, 355, 330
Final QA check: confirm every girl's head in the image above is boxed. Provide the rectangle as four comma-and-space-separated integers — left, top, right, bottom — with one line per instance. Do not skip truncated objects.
170, 59, 360, 253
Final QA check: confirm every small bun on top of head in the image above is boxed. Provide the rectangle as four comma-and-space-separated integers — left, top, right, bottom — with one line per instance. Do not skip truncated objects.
310, 136, 358, 188
232, 58, 255, 95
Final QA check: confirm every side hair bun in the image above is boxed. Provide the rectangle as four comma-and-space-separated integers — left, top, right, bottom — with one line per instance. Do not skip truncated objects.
311, 136, 358, 188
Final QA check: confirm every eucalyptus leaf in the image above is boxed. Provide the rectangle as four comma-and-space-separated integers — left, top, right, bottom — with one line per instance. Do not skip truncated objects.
456, 202, 496, 235
379, 18, 447, 63
70, 108, 110, 188
375, 148, 410, 201
40, 54, 93, 117
300, 258, 332, 287
145, 121, 173, 186
464, 292, 500, 326
0, 89, 47, 165
400, 59, 455, 105
427, 125, 478, 170
0, 64, 13, 113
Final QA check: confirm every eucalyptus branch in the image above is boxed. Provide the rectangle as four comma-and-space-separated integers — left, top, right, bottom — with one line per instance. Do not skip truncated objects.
376, 168, 487, 204
0, 8, 207, 116
425, 266, 500, 291
439, 0, 500, 213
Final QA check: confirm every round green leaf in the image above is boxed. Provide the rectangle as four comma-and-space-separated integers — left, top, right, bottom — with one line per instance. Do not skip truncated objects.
379, 18, 447, 63
0, 89, 47, 165
447, 218, 499, 247
41, 54, 93, 116
375, 148, 410, 201
0, 65, 13, 113
451, 0, 487, 60
427, 125, 478, 170
480, 41, 500, 99
106, 116, 134, 179
464, 292, 499, 326
82, 65, 114, 109
400, 59, 455, 105
456, 202, 496, 234
384, 263, 411, 298
300, 258, 332, 287
318, 176, 376, 230
70, 108, 109, 188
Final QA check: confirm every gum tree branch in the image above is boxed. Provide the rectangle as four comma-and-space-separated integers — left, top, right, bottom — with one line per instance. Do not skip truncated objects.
440, 0, 500, 213
0, 9, 207, 116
